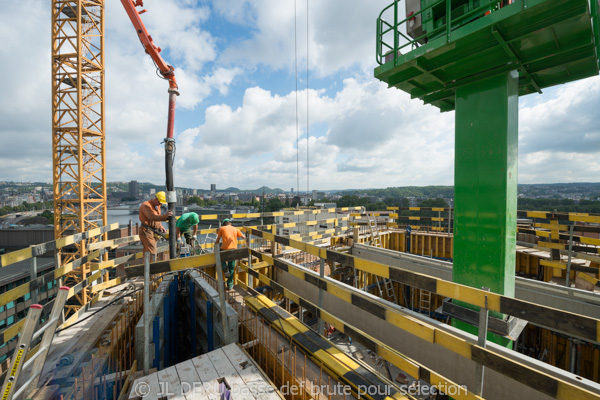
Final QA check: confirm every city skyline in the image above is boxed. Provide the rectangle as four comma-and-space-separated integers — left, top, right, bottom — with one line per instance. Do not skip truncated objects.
1, 1, 599, 190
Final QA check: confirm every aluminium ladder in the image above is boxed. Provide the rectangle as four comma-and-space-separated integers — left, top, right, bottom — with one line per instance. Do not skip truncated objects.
366, 213, 383, 248
1, 286, 70, 400
366, 212, 398, 304
419, 290, 432, 315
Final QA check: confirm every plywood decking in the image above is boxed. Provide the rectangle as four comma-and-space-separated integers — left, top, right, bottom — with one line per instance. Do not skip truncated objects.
128, 344, 283, 400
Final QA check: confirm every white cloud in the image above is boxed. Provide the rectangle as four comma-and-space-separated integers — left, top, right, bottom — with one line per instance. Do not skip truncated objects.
0, 1, 51, 182
519, 76, 600, 154
116, 1, 215, 71
215, 0, 391, 76
169, 77, 455, 190
1, 0, 599, 192
519, 151, 600, 183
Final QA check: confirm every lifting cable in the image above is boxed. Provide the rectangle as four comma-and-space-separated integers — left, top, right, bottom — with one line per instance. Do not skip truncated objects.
306, 0, 310, 195
294, 0, 300, 196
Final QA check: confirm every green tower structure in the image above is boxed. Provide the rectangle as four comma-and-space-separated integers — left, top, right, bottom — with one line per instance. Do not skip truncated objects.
374, 0, 600, 345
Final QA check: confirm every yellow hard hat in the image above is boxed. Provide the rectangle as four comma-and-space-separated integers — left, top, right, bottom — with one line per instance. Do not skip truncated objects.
155, 191, 167, 204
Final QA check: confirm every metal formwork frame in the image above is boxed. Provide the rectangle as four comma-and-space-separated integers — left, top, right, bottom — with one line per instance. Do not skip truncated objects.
51, 0, 107, 315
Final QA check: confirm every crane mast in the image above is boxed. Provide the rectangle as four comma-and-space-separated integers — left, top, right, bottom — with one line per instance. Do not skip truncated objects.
51, 0, 107, 315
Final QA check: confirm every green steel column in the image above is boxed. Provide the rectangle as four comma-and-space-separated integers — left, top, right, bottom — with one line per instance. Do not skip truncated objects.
452, 70, 518, 347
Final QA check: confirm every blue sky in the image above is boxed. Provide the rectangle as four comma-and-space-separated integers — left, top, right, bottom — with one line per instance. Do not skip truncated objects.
1, 0, 599, 192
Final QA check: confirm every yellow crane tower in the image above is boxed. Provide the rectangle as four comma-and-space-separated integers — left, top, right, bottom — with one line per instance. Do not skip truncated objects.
51, 0, 107, 315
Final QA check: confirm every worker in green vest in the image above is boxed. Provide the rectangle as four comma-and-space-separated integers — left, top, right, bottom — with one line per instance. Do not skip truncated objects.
176, 212, 200, 245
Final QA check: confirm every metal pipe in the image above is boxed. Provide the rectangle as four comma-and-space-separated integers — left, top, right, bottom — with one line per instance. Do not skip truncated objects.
566, 224, 574, 287
143, 251, 150, 375
569, 339, 576, 373
281, 343, 284, 387
31, 256, 38, 304
474, 289, 490, 396
318, 258, 325, 335
153, 316, 160, 369
165, 88, 178, 259
91, 354, 95, 400
214, 243, 230, 344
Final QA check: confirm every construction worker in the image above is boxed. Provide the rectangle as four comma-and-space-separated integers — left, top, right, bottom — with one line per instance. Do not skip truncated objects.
176, 212, 200, 245
139, 191, 172, 260
214, 219, 246, 290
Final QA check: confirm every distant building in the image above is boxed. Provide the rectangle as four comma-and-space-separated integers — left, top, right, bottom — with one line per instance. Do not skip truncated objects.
211, 184, 216, 192
314, 203, 336, 209
149, 188, 156, 196
128, 180, 139, 198
311, 190, 325, 201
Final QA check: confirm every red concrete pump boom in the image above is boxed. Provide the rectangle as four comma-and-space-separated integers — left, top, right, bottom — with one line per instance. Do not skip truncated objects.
121, 0, 179, 258
120, 0, 178, 91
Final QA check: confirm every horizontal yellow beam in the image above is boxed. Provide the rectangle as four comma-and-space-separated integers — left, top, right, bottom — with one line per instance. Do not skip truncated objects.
248, 228, 600, 344
243, 266, 481, 400
242, 258, 594, 400
87, 235, 138, 251
0, 249, 104, 308
540, 260, 567, 270
60, 291, 102, 330
576, 272, 600, 287
0, 223, 118, 268
90, 277, 123, 294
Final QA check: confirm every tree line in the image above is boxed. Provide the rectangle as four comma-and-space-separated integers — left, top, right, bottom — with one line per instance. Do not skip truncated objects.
0, 201, 53, 217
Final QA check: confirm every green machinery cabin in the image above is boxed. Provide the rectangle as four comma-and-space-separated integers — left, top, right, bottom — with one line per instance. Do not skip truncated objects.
375, 0, 600, 111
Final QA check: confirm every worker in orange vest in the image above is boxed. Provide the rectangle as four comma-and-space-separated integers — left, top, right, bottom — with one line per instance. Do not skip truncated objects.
214, 219, 246, 290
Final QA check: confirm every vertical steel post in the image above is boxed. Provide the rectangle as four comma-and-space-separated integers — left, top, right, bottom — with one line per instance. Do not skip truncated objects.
566, 224, 575, 287
214, 243, 231, 344
170, 278, 177, 364
248, 246, 254, 288
31, 257, 38, 304
164, 287, 170, 367
153, 316, 160, 370
143, 252, 150, 375
189, 278, 196, 357
453, 70, 518, 348
474, 290, 489, 396
318, 258, 325, 335
393, 0, 398, 65
446, 0, 451, 42
207, 300, 214, 351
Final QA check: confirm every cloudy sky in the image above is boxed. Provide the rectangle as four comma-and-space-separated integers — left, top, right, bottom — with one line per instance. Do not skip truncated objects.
1, 0, 599, 192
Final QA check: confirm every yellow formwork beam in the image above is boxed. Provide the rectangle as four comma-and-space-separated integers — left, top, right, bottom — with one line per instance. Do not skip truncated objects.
240, 263, 481, 400
0, 223, 118, 268
246, 228, 600, 345
242, 253, 600, 400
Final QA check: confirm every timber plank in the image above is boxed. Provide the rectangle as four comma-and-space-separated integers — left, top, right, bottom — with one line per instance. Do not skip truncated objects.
157, 366, 183, 399
174, 360, 207, 400
221, 344, 262, 384
191, 353, 221, 400
32, 298, 123, 389
222, 344, 281, 400
207, 345, 256, 400
128, 372, 161, 400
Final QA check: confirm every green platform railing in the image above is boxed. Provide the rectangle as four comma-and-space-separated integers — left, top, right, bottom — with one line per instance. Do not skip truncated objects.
377, 0, 518, 66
